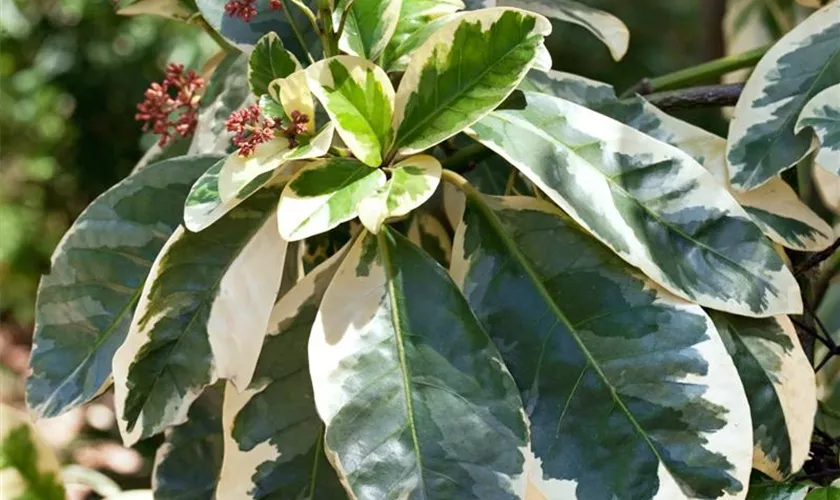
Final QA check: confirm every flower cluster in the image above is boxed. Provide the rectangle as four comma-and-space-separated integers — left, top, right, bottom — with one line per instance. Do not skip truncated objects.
224, 0, 283, 23
224, 104, 310, 157
135, 63, 204, 147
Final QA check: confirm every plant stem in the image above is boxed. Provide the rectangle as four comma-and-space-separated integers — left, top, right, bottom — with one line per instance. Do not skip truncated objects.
621, 44, 771, 96
441, 142, 493, 173
638, 83, 745, 110
195, 16, 235, 52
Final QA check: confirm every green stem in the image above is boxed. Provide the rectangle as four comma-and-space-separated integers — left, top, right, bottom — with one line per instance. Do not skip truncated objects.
195, 16, 235, 52
441, 142, 493, 173
280, 0, 316, 64
622, 44, 771, 96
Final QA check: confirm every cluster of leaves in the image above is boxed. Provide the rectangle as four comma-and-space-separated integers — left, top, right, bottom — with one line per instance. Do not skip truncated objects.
21, 0, 840, 498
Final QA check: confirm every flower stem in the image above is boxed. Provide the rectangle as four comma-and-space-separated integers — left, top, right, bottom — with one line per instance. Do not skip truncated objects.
621, 44, 771, 97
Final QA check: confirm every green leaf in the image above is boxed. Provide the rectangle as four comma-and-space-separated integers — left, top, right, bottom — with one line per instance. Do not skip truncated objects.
805, 485, 840, 500
469, 90, 801, 317
336, 0, 402, 61
501, 0, 629, 60
310, 228, 529, 498
393, 8, 551, 155
520, 70, 836, 252
306, 56, 394, 166
407, 211, 452, 267
195, 0, 321, 61
117, 0, 195, 21
380, 0, 463, 71
249, 32, 302, 98
27, 155, 220, 418
709, 312, 816, 480
797, 83, 840, 176
112, 186, 288, 446
726, 1, 840, 190
190, 53, 250, 155
358, 154, 442, 233
153, 386, 224, 500
746, 482, 811, 500
217, 124, 334, 203
277, 158, 386, 241
217, 252, 346, 499
0, 405, 65, 500
450, 193, 752, 499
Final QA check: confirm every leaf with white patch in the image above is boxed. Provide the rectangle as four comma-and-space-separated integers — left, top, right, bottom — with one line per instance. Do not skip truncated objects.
306, 56, 394, 166
217, 124, 334, 203
310, 228, 529, 498
0, 404, 65, 500
249, 32, 302, 98
357, 154, 441, 233
520, 70, 836, 252
814, 162, 840, 215
217, 252, 346, 499
27, 155, 219, 418
336, 0, 402, 61
469, 90, 801, 317
726, 1, 840, 190
278, 157, 385, 241
393, 8, 552, 155
500, 0, 628, 60
709, 312, 816, 480
112, 186, 288, 446
380, 0, 463, 71
797, 83, 840, 175
269, 70, 317, 134
407, 211, 452, 267
153, 386, 224, 499
450, 192, 752, 499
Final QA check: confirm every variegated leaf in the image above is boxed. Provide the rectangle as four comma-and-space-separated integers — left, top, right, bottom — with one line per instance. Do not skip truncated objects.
269, 70, 316, 134
278, 157, 385, 240
726, 1, 840, 190
520, 70, 836, 252
0, 404, 65, 500
152, 386, 224, 499
27, 155, 219, 418
358, 154, 442, 233
797, 83, 840, 175
469, 90, 801, 317
814, 162, 840, 215
407, 211, 452, 267
393, 8, 551, 155
310, 228, 529, 498
709, 312, 816, 480
113, 187, 287, 446
815, 279, 840, 439
249, 32, 302, 98
500, 0, 628, 61
336, 0, 402, 61
306, 56, 394, 166
217, 124, 334, 203
381, 0, 463, 71
745, 483, 811, 500
217, 251, 346, 499
189, 53, 250, 156
195, 0, 321, 61
450, 193, 752, 499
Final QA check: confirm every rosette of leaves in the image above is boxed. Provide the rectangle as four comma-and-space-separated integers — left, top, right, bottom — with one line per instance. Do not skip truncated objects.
26, 0, 833, 498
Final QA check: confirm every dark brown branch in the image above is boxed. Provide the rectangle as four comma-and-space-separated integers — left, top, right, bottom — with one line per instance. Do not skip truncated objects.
795, 238, 840, 276
637, 83, 745, 111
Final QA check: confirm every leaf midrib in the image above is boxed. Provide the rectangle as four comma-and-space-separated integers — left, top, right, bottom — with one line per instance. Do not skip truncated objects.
488, 111, 779, 301
461, 190, 673, 476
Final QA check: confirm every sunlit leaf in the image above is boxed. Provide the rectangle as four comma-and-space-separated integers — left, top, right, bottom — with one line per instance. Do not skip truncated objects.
113, 187, 287, 446
306, 56, 394, 166
393, 8, 551, 155
0, 404, 65, 500
27, 155, 219, 418
336, 0, 402, 61
310, 228, 529, 498
357, 154, 441, 233
726, 1, 840, 190
217, 252, 346, 499
249, 32, 302, 97
277, 157, 385, 240
381, 0, 463, 71
451, 193, 752, 499
117, 0, 194, 20
469, 90, 801, 317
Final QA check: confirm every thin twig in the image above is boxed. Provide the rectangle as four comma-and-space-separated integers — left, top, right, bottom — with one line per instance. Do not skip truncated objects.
795, 238, 840, 276
638, 83, 745, 110
279, 0, 315, 64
